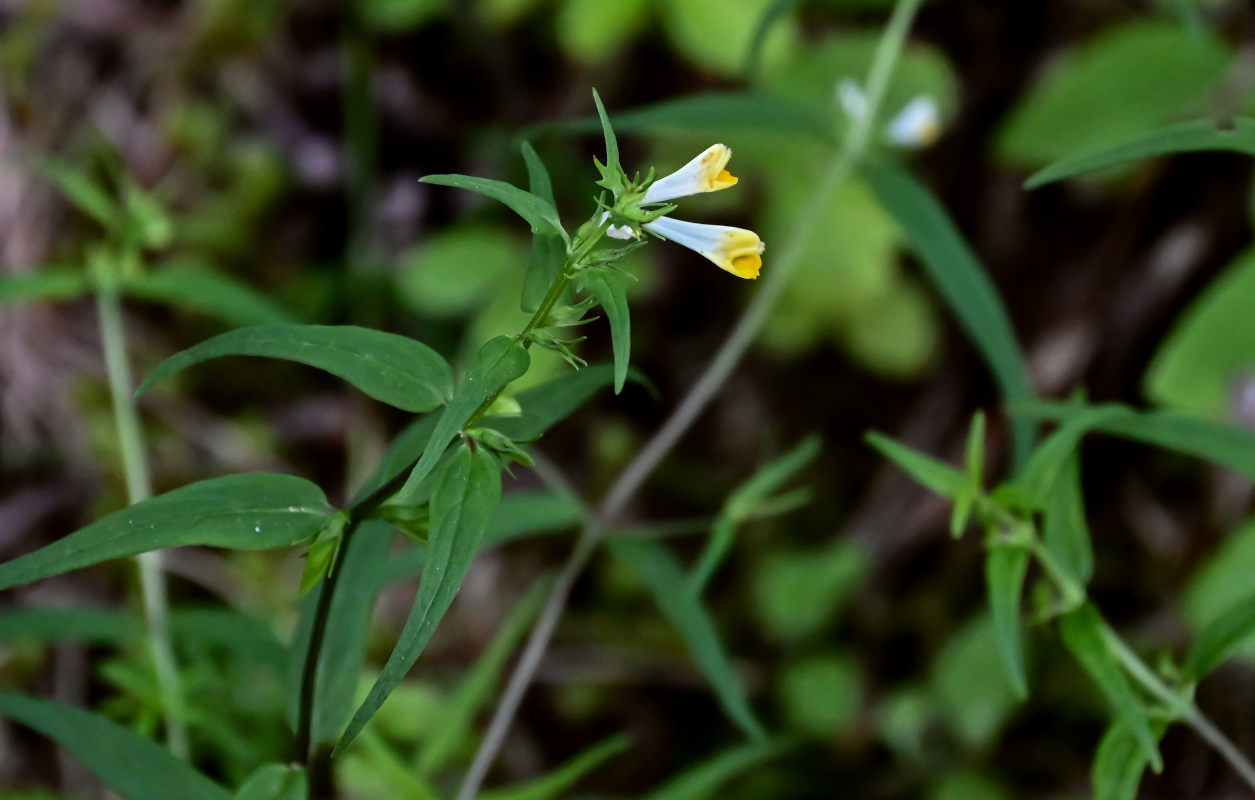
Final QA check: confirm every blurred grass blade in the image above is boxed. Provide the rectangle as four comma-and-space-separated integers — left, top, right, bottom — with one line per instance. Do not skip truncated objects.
520, 141, 565, 312
339, 444, 502, 754
127, 265, 294, 327
640, 742, 785, 800
579, 270, 632, 393
396, 336, 529, 503
1059, 604, 1162, 772
865, 161, 1035, 469
1026, 118, 1255, 188
1184, 591, 1255, 679
29, 155, 118, 231
0, 691, 230, 800
139, 324, 454, 414
542, 92, 835, 143
0, 474, 331, 591
485, 492, 585, 546
417, 574, 553, 777
232, 764, 307, 800
609, 538, 766, 741
742, 0, 801, 79
1093, 719, 1168, 800
478, 734, 631, 800
865, 431, 969, 499
1042, 452, 1094, 586
1016, 401, 1255, 481
0, 268, 90, 307
691, 436, 820, 595
986, 544, 1030, 699
420, 174, 567, 242
0, 607, 142, 645
286, 522, 392, 747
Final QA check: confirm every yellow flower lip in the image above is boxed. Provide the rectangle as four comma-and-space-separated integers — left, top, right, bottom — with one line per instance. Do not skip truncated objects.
644, 216, 764, 280
642, 144, 739, 204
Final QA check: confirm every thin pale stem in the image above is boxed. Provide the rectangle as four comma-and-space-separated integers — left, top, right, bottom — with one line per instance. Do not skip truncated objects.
456, 4, 925, 796
96, 288, 188, 760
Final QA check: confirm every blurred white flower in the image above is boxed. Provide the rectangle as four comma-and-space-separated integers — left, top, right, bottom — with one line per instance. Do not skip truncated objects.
886, 95, 942, 148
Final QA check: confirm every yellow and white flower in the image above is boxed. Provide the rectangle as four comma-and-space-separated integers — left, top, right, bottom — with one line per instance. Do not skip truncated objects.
605, 144, 764, 279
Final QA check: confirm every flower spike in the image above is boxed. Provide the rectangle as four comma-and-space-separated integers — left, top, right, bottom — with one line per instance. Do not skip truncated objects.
644, 216, 764, 280
642, 144, 739, 205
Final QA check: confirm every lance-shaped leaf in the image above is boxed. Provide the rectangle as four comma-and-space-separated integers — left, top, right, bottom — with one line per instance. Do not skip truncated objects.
0, 474, 332, 591
395, 336, 529, 503
1185, 591, 1255, 679
865, 161, 1035, 469
609, 538, 766, 741
865, 431, 969, 500
1059, 604, 1162, 773
0, 607, 143, 645
420, 174, 567, 242
233, 764, 307, 800
520, 141, 567, 312
0, 268, 91, 308
578, 269, 632, 393
1026, 118, 1255, 188
338, 443, 502, 753
640, 742, 786, 800
986, 544, 1030, 699
1093, 718, 1169, 800
478, 734, 630, 800
0, 691, 231, 800
138, 324, 454, 413
127, 264, 295, 327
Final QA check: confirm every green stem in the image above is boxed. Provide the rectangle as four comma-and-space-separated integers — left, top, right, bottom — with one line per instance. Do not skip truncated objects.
96, 288, 188, 761
455, 4, 925, 798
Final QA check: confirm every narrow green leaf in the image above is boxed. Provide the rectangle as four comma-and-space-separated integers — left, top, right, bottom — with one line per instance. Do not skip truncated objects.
488, 363, 624, 442
1026, 119, 1255, 188
1016, 401, 1255, 482
478, 734, 631, 800
395, 335, 529, 504
609, 538, 765, 741
338, 444, 502, 754
966, 412, 986, 485
579, 270, 631, 393
417, 574, 552, 776
0, 607, 143, 645
1093, 719, 1169, 800
0, 691, 230, 800
0, 268, 90, 307
127, 265, 294, 327
0, 474, 331, 591
640, 742, 785, 800
232, 764, 307, 800
520, 141, 566, 312
352, 414, 439, 504
420, 174, 567, 242
864, 161, 1035, 469
485, 491, 585, 545
985, 544, 1030, 700
1017, 405, 1132, 502
1185, 590, 1255, 679
138, 324, 453, 414
865, 431, 969, 500
1042, 452, 1094, 587
592, 88, 620, 175
547, 92, 835, 143
30, 156, 118, 231
1058, 604, 1162, 772
286, 522, 392, 747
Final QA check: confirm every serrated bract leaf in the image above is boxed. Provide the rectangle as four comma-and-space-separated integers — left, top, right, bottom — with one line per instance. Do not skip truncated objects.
0, 691, 230, 800
338, 444, 502, 753
865, 161, 1035, 469
0, 268, 90, 308
609, 538, 765, 741
138, 324, 453, 413
1058, 604, 1162, 772
127, 264, 295, 327
1027, 118, 1255, 188
0, 474, 332, 591
592, 88, 620, 177
420, 174, 567, 242
579, 269, 632, 393
985, 545, 1030, 700
233, 764, 307, 800
396, 336, 529, 503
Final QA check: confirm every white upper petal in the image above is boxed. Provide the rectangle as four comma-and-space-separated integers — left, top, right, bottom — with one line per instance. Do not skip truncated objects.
641, 144, 737, 205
